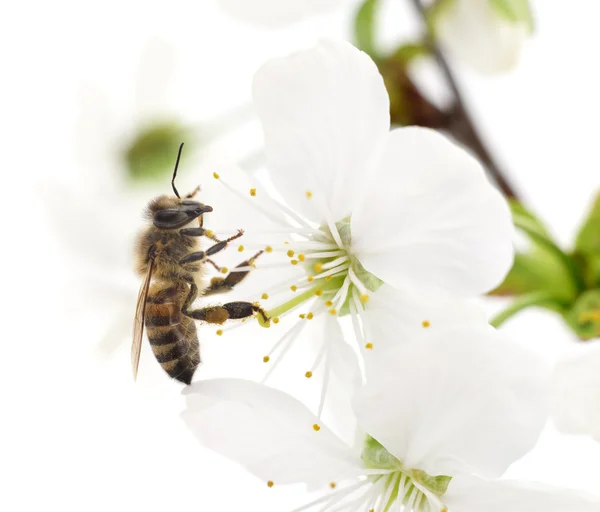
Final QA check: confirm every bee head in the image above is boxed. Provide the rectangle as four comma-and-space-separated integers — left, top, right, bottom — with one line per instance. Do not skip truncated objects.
146, 196, 213, 230
146, 143, 213, 229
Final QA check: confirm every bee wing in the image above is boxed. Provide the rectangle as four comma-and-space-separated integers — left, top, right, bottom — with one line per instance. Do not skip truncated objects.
132, 256, 155, 381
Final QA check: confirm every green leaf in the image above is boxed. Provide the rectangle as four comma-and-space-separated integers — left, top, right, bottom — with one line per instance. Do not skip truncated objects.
353, 0, 379, 58
427, 0, 457, 35
512, 203, 584, 296
491, 251, 560, 297
489, 0, 535, 32
566, 289, 600, 340
509, 199, 552, 240
124, 121, 192, 182
392, 43, 429, 65
575, 192, 600, 256
490, 291, 567, 328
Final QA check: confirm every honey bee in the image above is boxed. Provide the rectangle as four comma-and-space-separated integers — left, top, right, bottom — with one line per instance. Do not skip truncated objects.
132, 143, 268, 384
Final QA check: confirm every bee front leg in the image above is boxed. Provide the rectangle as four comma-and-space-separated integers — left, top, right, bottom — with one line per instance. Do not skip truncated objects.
204, 250, 264, 296
179, 230, 245, 266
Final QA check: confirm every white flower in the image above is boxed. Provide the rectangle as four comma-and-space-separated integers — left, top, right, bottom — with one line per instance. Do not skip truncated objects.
434, 0, 534, 74
219, 0, 344, 28
552, 342, 600, 443
183, 326, 600, 510
211, 40, 512, 410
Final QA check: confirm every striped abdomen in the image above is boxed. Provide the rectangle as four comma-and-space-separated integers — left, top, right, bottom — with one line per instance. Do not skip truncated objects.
145, 285, 200, 384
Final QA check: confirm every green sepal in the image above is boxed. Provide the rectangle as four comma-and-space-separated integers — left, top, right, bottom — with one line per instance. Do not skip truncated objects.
575, 192, 600, 257
124, 120, 192, 182
362, 435, 403, 470
412, 470, 452, 497
509, 199, 552, 240
353, 0, 380, 58
566, 289, 600, 341
489, 0, 535, 32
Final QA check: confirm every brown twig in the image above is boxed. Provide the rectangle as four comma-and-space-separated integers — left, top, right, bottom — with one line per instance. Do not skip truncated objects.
409, 0, 521, 201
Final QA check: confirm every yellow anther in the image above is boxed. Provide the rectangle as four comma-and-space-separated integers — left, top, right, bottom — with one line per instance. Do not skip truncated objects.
261, 293, 269, 300
284, 241, 289, 245
265, 246, 273, 253
216, 330, 223, 336
305, 371, 313, 378
267, 481, 274, 488
422, 320, 431, 328
238, 245, 245, 252
221, 267, 229, 274
315, 290, 323, 297
313, 424, 321, 431
213, 172, 220, 179
329, 482, 336, 489
328, 309, 337, 315
365, 342, 373, 350
307, 312, 314, 320
306, 190, 313, 199
291, 259, 299, 265
287, 250, 295, 257
307, 276, 314, 282
360, 294, 369, 304
299, 313, 306, 319
325, 276, 332, 281
249, 188, 257, 197
263, 356, 270, 363
205, 229, 215, 238
290, 285, 298, 292
298, 254, 305, 262
273, 318, 280, 324
314, 263, 323, 272
325, 300, 333, 307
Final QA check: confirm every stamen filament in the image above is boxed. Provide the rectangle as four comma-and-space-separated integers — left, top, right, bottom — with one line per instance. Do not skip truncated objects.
300, 250, 346, 259
321, 256, 349, 270
289, 481, 368, 512
214, 174, 291, 227
261, 318, 308, 383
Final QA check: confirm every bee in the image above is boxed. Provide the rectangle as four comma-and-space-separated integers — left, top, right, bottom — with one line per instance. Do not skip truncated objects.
132, 143, 268, 384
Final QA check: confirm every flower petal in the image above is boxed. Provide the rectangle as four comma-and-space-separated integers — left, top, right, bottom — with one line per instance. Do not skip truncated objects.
182, 379, 361, 488
360, 284, 489, 355
436, 0, 529, 74
220, 0, 342, 28
253, 40, 390, 223
352, 325, 549, 478
351, 127, 514, 297
445, 475, 600, 512
552, 343, 600, 442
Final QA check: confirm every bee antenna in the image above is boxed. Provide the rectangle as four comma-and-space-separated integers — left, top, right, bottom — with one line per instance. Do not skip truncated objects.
171, 142, 184, 198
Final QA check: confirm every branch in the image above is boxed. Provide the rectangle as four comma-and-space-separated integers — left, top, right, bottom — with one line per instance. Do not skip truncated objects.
408, 0, 521, 201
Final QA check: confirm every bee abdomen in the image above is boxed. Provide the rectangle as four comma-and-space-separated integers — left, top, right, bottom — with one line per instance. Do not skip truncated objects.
146, 301, 200, 385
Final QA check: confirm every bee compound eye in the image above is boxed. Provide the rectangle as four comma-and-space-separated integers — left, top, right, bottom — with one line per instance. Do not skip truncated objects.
153, 209, 189, 229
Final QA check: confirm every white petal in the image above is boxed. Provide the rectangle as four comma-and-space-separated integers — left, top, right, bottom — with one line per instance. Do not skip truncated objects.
351, 127, 514, 297
182, 379, 361, 488
220, 0, 342, 28
552, 343, 600, 442
445, 475, 600, 512
361, 284, 489, 355
352, 326, 549, 478
253, 40, 390, 223
436, 0, 529, 74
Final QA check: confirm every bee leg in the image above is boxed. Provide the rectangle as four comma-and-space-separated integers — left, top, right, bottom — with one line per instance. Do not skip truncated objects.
204, 250, 264, 296
179, 230, 245, 266
184, 186, 201, 199
182, 301, 269, 325
179, 227, 207, 237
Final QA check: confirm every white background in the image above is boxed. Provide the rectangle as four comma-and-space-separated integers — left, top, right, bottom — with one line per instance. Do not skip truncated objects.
1, 0, 600, 510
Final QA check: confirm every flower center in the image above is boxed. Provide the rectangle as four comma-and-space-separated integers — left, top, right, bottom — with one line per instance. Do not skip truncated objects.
259, 217, 383, 325
361, 436, 451, 512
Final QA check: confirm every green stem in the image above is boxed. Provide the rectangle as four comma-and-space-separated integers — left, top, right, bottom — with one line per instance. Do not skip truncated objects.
491, 291, 566, 328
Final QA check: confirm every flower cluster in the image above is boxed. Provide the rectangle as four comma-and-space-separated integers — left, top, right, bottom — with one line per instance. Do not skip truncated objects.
180, 40, 600, 510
